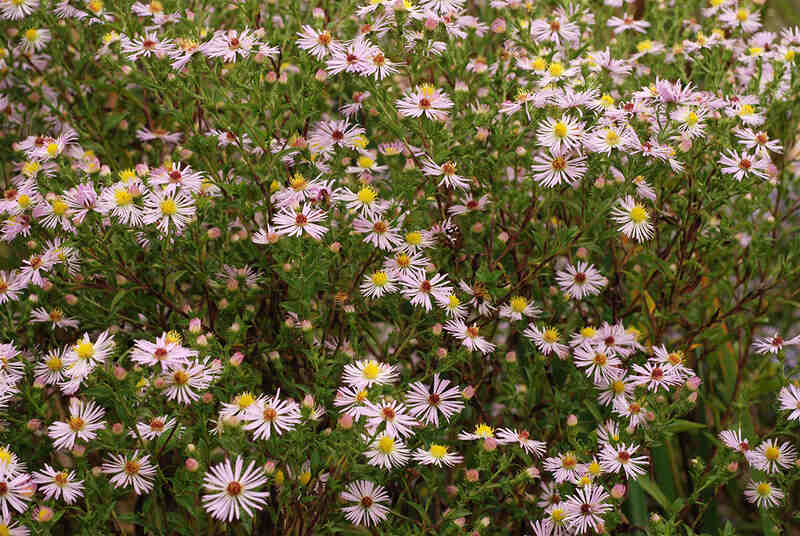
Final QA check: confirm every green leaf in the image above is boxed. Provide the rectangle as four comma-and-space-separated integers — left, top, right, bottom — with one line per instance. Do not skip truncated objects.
636, 476, 671, 512
664, 419, 707, 433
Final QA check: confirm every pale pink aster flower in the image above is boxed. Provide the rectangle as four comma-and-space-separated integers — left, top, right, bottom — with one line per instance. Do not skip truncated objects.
242, 390, 301, 440
296, 25, 340, 59
364, 433, 410, 470
340, 480, 391, 527
0, 514, 29, 535
0, 471, 31, 518
0, 343, 24, 384
530, 15, 580, 47
555, 261, 607, 300
341, 360, 399, 389
448, 194, 490, 216
744, 480, 783, 509
32, 465, 84, 504
595, 376, 634, 407
718, 149, 768, 181
499, 296, 541, 321
413, 444, 463, 467
34, 347, 68, 385
719, 6, 761, 33
421, 157, 470, 190
142, 189, 196, 235
121, 32, 175, 60
530, 150, 587, 187
163, 359, 216, 404
496, 428, 546, 457
573, 346, 623, 383
396, 85, 453, 120
149, 162, 205, 194
734, 127, 783, 155
131, 332, 197, 371
325, 36, 372, 75
63, 183, 99, 224
47, 398, 106, 451
136, 127, 182, 144
536, 115, 585, 153
0, 271, 25, 304
630, 362, 682, 392
133, 415, 177, 440
598, 443, 648, 479
613, 398, 648, 430
651, 345, 693, 378
405, 374, 464, 426
444, 319, 496, 354
102, 451, 156, 495
63, 330, 115, 379
458, 423, 495, 441
201, 28, 260, 63
749, 439, 797, 474
752, 331, 800, 354
361, 270, 397, 299
334, 385, 371, 419
778, 385, 800, 421
564, 485, 612, 534
718, 429, 751, 454
334, 185, 388, 218
524, 325, 569, 358
308, 119, 365, 154
362, 399, 419, 439
272, 204, 328, 240
1, 0, 38, 19
202, 457, 269, 521
353, 216, 402, 251
96, 182, 144, 226
607, 14, 651, 34
400, 272, 452, 311
610, 195, 654, 242
30, 307, 79, 329
543, 452, 583, 484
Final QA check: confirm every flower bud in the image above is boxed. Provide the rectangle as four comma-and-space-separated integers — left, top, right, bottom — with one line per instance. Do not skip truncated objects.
185, 458, 200, 472
114, 365, 127, 380
436, 347, 448, 358
567, 414, 578, 427
465, 469, 479, 482
27, 419, 41, 431
611, 484, 626, 499
230, 351, 244, 366
112, 423, 124, 435
35, 506, 54, 523
432, 323, 442, 336
483, 438, 498, 452
338, 414, 354, 429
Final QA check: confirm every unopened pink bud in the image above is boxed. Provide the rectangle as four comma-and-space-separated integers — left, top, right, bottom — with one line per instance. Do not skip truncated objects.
27, 419, 41, 431
465, 469, 479, 482
185, 458, 200, 472
339, 414, 354, 429
462, 386, 475, 399
483, 438, 498, 451
112, 423, 124, 435
114, 365, 127, 380
230, 351, 244, 366
567, 414, 578, 427
611, 483, 626, 499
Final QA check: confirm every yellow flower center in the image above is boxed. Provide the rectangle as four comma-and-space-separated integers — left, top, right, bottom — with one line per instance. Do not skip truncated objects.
532, 57, 547, 71
739, 104, 754, 116
580, 326, 596, 338
51, 199, 68, 215
785, 50, 796, 61
551, 508, 566, 523
357, 156, 375, 169
612, 380, 626, 394
370, 271, 388, 287
115, 189, 133, 206
600, 94, 615, 107
0, 449, 11, 466
160, 199, 177, 215
165, 330, 182, 344
0, 525, 9, 536
357, 186, 377, 204
736, 8, 748, 22
429, 444, 448, 459
237, 392, 255, 409
290, 174, 307, 191
756, 482, 771, 497
88, 0, 103, 12
588, 461, 602, 475
629, 205, 648, 224
448, 294, 460, 308
605, 130, 621, 146
543, 328, 560, 344
46, 356, 63, 371
548, 62, 564, 77
299, 471, 311, 486
765, 446, 780, 461
553, 122, 568, 138
119, 169, 136, 182
686, 111, 699, 126
47, 143, 59, 157
362, 361, 380, 380
24, 29, 38, 42
510, 296, 528, 313
75, 341, 95, 360
22, 161, 40, 177
474, 424, 494, 438
378, 435, 395, 454
405, 231, 422, 246
636, 40, 652, 52
17, 194, 31, 209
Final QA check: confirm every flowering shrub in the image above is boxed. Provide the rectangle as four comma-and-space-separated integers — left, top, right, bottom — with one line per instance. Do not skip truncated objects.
1, 0, 800, 533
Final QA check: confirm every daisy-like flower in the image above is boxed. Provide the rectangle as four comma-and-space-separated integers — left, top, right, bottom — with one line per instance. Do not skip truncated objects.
296, 25, 339, 60
613, 398, 648, 430
0, 271, 25, 304
595, 376, 634, 406
48, 398, 106, 451
202, 28, 260, 63
335, 185, 388, 218
353, 216, 402, 251
19, 28, 51, 53
458, 423, 495, 441
444, 319, 496, 354
421, 157, 470, 190
396, 84, 454, 120
334, 385, 371, 419
437, 292, 467, 319
537, 115, 585, 153
361, 270, 397, 299
499, 296, 541, 321
121, 32, 175, 61
607, 14, 651, 34
96, 181, 144, 226
610, 195, 654, 242
34, 347, 68, 385
340, 480, 391, 527
362, 399, 419, 439
564, 485, 612, 534
0, 470, 30, 518
397, 230, 434, 255
242, 390, 302, 441
405, 373, 464, 426
32, 465, 84, 504
384, 251, 428, 279
325, 35, 372, 75
102, 451, 156, 495
219, 392, 259, 419
341, 359, 399, 389
163, 358, 217, 405
62, 330, 115, 380
131, 332, 197, 371
400, 272, 452, 311
1, 0, 39, 19
496, 428, 546, 457
744, 480, 784, 509
718, 149, 768, 181
752, 331, 800, 354
651, 345, 693, 378
749, 439, 798, 474
586, 123, 638, 154
448, 194, 490, 217
0, 343, 24, 384
413, 444, 463, 467
149, 162, 206, 194
734, 127, 783, 155
718, 429, 751, 454
598, 443, 648, 479
364, 433, 410, 470
524, 324, 569, 359
719, 6, 762, 33
555, 262, 607, 300
202, 456, 269, 522
543, 451, 583, 484
530, 150, 587, 187
630, 362, 682, 392
778, 385, 800, 421
272, 204, 328, 240
0, 514, 28, 536
134, 415, 177, 440
142, 189, 196, 235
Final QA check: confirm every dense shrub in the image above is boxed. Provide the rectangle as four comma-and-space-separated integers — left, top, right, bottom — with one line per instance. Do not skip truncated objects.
0, 0, 799, 534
